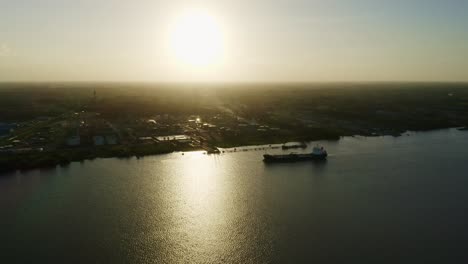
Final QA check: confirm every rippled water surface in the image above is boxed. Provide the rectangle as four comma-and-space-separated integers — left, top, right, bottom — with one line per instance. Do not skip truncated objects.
2, 129, 468, 263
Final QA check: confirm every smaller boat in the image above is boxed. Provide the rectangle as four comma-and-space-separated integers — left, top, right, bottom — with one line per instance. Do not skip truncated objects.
263, 146, 327, 163
281, 142, 307, 150
207, 148, 221, 154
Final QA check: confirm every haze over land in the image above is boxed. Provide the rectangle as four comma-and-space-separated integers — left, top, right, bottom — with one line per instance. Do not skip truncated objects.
1, 82, 468, 172
1, 0, 468, 82
3, 2, 468, 262
1, 1, 468, 171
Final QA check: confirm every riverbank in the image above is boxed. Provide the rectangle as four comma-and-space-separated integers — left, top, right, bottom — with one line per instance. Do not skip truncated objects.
0, 132, 340, 174
0, 143, 187, 174
2, 127, 466, 174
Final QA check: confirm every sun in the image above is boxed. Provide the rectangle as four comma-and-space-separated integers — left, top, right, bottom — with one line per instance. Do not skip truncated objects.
169, 9, 225, 68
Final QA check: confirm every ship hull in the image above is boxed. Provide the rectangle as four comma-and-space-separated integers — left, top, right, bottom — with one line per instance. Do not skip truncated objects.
263, 153, 327, 163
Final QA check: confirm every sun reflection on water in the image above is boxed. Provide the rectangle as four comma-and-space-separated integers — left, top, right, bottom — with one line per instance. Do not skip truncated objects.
169, 152, 232, 261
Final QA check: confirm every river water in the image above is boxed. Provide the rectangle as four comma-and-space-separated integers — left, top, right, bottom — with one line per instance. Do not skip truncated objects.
1, 129, 468, 263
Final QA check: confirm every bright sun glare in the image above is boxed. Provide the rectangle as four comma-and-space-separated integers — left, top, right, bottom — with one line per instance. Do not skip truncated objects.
169, 9, 224, 68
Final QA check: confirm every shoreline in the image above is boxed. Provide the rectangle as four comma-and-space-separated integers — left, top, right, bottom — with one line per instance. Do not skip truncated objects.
1, 127, 466, 175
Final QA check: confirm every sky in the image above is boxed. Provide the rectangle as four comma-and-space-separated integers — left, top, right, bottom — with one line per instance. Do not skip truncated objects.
0, 0, 467, 82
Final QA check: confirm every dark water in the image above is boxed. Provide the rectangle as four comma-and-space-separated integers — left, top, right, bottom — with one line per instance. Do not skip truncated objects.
2, 129, 468, 263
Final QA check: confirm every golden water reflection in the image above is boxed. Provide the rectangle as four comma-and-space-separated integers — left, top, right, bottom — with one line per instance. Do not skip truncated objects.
169, 152, 233, 262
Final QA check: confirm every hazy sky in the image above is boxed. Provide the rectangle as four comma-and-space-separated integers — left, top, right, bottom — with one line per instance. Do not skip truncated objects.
1, 0, 467, 82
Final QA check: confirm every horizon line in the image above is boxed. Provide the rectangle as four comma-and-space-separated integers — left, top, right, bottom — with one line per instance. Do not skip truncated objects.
1, 80, 468, 85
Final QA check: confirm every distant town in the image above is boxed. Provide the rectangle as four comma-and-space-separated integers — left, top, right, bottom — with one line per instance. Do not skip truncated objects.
1, 82, 468, 172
